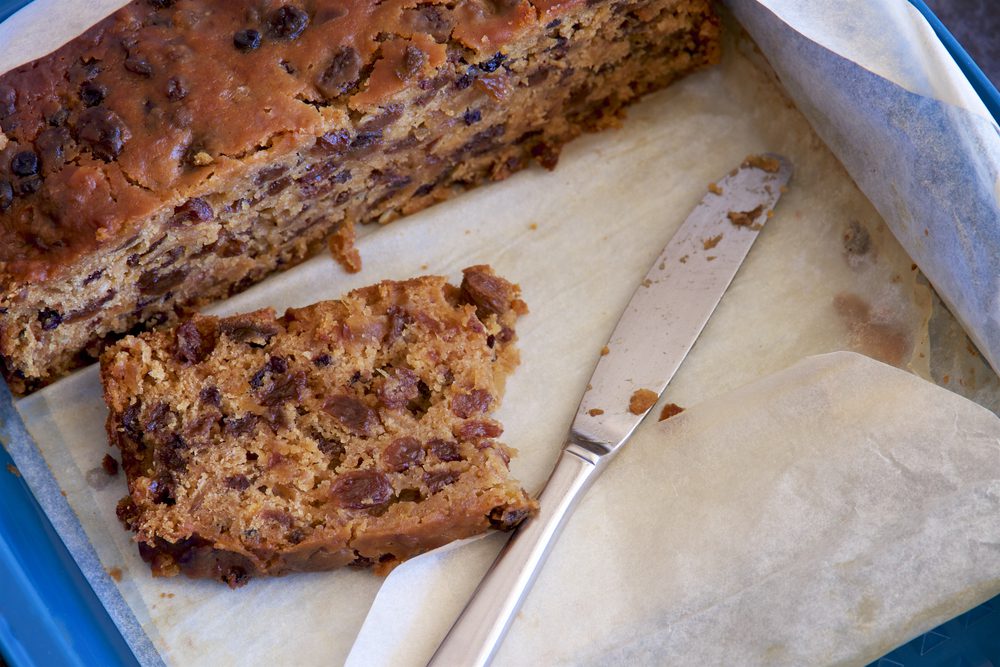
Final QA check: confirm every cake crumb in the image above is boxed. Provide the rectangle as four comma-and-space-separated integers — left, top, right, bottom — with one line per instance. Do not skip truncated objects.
600, 345, 610, 356
742, 154, 781, 173
107, 567, 123, 582
728, 205, 764, 230
102, 454, 119, 476
702, 234, 722, 250
706, 256, 716, 261
588, 408, 604, 416
707, 182, 722, 195
658, 403, 685, 421
191, 151, 214, 166
628, 388, 658, 415
529, 223, 538, 230
329, 221, 362, 273
6, 463, 20, 477
679, 255, 689, 264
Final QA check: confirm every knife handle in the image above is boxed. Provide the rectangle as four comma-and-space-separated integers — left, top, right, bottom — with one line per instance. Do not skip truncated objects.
428, 445, 604, 667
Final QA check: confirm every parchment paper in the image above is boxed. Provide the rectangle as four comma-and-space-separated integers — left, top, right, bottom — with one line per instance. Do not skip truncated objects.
3, 0, 999, 664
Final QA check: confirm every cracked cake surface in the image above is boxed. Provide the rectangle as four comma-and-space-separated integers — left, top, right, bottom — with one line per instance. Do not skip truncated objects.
100, 265, 536, 586
0, 0, 719, 392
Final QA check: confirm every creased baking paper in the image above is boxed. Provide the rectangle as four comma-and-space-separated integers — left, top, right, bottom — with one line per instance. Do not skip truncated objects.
350, 352, 1000, 666
3, 0, 999, 664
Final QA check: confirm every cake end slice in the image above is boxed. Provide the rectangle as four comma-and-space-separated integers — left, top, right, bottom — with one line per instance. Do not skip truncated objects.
101, 265, 536, 587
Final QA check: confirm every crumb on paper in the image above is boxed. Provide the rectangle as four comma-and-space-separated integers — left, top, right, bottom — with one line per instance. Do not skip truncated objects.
702, 234, 722, 250
658, 403, 685, 421
588, 408, 605, 417
107, 567, 123, 582
742, 154, 781, 173
728, 205, 765, 230
679, 255, 689, 264
329, 221, 362, 273
6, 462, 20, 477
102, 454, 119, 476
629, 388, 658, 415
706, 256, 716, 261
641, 278, 652, 288
159, 592, 175, 599
843, 221, 871, 256
707, 182, 722, 195
529, 223, 538, 231
421, 263, 428, 270
600, 346, 610, 356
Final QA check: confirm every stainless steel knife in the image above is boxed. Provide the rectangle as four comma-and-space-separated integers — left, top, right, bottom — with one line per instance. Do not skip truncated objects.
428, 155, 793, 667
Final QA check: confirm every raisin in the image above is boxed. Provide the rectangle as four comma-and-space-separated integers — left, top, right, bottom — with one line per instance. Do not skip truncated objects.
461, 266, 513, 316
101, 454, 119, 476
451, 389, 493, 419
116, 496, 140, 530
383, 437, 425, 472
47, 107, 70, 127
148, 475, 175, 504
350, 131, 382, 150
223, 414, 259, 436
0, 181, 12, 211
250, 355, 287, 388
16, 176, 41, 195
314, 433, 345, 460
317, 46, 362, 98
122, 402, 143, 441
461, 124, 505, 156
478, 52, 506, 73
267, 5, 310, 40
414, 183, 434, 197
397, 45, 426, 80
165, 77, 188, 101
124, 56, 154, 77
83, 269, 103, 286
137, 266, 187, 295
545, 18, 561, 29
428, 439, 462, 462
233, 29, 261, 52
11, 151, 39, 176
330, 470, 393, 509
324, 395, 379, 436
314, 129, 350, 154
199, 385, 222, 406
219, 317, 280, 346
486, 334, 496, 348
456, 419, 503, 440
169, 197, 213, 225
148, 0, 175, 7
77, 107, 130, 161
175, 320, 217, 364
225, 475, 251, 491
423, 470, 458, 494
144, 402, 174, 433
259, 371, 307, 407
221, 566, 250, 589
489, 506, 530, 530
463, 108, 481, 125
455, 74, 473, 90
38, 308, 62, 331
313, 354, 332, 367
374, 367, 419, 410
64, 290, 116, 324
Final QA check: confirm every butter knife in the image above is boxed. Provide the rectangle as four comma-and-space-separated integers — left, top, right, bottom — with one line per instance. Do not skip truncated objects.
428, 155, 793, 667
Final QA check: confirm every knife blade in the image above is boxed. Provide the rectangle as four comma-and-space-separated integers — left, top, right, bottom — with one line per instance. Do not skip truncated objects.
428, 154, 793, 667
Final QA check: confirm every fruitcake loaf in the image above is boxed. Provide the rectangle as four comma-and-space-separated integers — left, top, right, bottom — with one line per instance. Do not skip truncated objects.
101, 266, 536, 586
0, 0, 720, 393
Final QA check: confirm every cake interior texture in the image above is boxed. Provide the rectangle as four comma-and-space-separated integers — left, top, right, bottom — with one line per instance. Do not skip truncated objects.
0, 0, 720, 393
101, 266, 536, 586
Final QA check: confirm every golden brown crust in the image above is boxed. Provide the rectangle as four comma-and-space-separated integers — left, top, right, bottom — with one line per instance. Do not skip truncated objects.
101, 266, 536, 586
0, 0, 720, 394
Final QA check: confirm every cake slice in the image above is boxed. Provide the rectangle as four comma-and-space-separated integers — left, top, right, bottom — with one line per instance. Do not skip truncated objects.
0, 0, 720, 393
101, 266, 536, 586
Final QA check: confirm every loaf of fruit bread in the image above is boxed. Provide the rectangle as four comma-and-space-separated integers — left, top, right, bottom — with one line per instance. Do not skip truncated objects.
101, 265, 536, 586
0, 0, 720, 393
